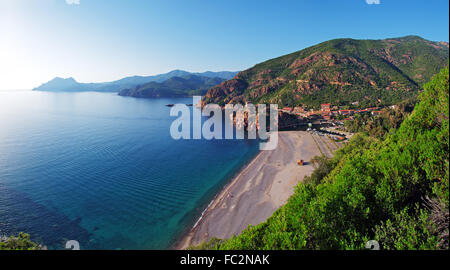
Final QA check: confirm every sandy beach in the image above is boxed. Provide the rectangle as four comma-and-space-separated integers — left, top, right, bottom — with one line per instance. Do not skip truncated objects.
176, 130, 340, 249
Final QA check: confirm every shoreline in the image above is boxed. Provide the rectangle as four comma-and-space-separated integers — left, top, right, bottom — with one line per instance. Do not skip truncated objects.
173, 150, 265, 249
192, 149, 264, 229
175, 130, 336, 249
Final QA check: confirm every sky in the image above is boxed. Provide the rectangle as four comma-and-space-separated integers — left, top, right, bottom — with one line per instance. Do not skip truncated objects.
0, 0, 448, 90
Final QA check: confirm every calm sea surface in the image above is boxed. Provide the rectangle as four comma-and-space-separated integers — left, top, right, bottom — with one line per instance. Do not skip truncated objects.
0, 90, 259, 249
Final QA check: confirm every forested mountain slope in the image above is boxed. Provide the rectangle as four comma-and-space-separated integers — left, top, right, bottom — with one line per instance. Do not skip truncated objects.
203, 36, 448, 109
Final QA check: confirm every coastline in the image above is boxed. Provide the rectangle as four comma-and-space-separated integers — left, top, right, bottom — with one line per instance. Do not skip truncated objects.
175, 130, 338, 249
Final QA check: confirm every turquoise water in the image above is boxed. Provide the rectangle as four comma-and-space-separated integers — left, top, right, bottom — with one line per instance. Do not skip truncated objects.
0, 91, 260, 249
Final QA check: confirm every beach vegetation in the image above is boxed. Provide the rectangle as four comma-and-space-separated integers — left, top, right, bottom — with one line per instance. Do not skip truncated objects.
0, 232, 42, 250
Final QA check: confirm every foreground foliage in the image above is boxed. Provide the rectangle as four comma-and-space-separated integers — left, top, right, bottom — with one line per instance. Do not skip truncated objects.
200, 66, 449, 250
344, 100, 415, 138
0, 233, 42, 250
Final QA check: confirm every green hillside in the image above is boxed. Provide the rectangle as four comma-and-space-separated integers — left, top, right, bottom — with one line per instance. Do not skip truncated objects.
203, 36, 448, 109
0, 233, 42, 250
119, 74, 225, 98
199, 65, 449, 250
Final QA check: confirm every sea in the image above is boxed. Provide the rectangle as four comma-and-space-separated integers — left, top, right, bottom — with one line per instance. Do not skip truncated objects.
0, 90, 260, 249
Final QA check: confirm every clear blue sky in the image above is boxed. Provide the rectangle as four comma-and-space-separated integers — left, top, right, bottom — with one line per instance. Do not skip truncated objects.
1, 0, 448, 89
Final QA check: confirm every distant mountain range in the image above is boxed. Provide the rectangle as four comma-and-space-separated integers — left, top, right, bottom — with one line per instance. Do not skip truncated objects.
33, 70, 239, 93
118, 74, 225, 98
203, 35, 449, 109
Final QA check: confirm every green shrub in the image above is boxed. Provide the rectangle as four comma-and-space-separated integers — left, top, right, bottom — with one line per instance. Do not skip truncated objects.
0, 232, 42, 250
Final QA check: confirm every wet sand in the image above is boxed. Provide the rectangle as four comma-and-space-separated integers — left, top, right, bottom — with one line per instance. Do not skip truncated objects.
176, 131, 334, 249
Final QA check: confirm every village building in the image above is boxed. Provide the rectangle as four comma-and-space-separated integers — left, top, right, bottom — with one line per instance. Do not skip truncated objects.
292, 106, 305, 114
318, 103, 332, 120
321, 103, 331, 111
371, 111, 382, 116
280, 107, 293, 113
322, 111, 331, 120
339, 109, 354, 116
